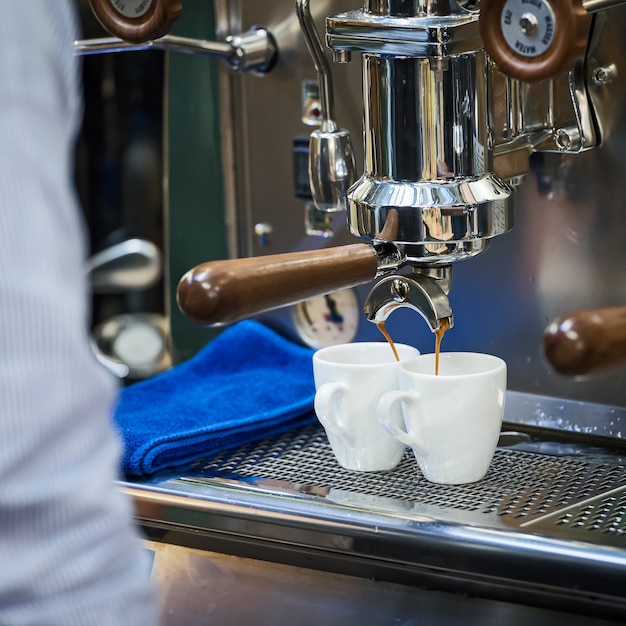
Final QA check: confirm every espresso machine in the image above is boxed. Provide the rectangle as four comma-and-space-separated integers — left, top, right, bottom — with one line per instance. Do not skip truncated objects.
177, 0, 626, 384
78, 0, 626, 622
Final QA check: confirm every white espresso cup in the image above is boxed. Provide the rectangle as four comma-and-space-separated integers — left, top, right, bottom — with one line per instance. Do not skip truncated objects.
313, 342, 420, 471
377, 352, 506, 484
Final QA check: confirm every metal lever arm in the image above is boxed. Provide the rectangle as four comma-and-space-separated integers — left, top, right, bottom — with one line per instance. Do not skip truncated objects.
86, 238, 162, 293
176, 244, 381, 327
75, 28, 277, 74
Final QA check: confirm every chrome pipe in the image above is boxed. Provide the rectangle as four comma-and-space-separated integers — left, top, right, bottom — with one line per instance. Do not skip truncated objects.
295, 0, 335, 131
75, 34, 231, 57
75, 27, 277, 74
583, 0, 626, 13
295, 0, 356, 212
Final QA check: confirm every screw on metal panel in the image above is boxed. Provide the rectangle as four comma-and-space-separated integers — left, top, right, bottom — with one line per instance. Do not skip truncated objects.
554, 127, 581, 152
591, 64, 617, 86
254, 223, 273, 245
332, 50, 351, 64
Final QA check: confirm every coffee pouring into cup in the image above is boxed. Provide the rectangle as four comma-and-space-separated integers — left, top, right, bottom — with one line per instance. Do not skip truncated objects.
377, 352, 507, 485
312, 342, 420, 472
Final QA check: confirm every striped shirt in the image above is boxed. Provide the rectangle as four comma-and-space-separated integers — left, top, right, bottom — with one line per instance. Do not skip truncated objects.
0, 3, 160, 624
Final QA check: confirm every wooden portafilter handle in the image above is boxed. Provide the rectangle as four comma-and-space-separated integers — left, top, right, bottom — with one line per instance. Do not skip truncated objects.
544, 306, 626, 376
176, 243, 379, 327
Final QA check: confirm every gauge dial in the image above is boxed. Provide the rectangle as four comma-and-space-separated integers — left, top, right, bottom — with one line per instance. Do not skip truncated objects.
292, 288, 360, 348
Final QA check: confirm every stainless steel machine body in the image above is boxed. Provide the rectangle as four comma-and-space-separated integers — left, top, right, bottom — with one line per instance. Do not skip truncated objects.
216, 0, 626, 405
327, 2, 514, 267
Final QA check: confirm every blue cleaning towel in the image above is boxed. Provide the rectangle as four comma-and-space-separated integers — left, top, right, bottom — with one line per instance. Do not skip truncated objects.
114, 320, 316, 478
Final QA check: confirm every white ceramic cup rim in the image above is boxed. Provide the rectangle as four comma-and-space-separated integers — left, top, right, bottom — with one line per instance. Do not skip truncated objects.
401, 351, 506, 379
313, 341, 419, 366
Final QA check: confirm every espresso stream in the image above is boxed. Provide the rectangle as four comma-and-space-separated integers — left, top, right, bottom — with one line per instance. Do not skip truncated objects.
377, 319, 450, 375
376, 323, 400, 361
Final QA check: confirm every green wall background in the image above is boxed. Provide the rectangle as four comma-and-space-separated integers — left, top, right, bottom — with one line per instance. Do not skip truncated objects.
166, 2, 227, 363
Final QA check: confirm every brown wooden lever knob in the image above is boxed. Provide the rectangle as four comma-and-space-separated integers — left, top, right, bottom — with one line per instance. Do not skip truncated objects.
89, 0, 182, 43
176, 244, 379, 327
544, 306, 626, 376
479, 0, 590, 83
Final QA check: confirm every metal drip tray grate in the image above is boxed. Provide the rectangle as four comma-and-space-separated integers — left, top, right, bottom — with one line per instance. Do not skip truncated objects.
143, 418, 626, 618
186, 423, 626, 529
142, 405, 626, 619
522, 484, 626, 542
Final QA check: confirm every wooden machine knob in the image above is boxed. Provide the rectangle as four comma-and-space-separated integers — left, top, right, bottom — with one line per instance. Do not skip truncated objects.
176, 244, 379, 327
89, 0, 182, 43
544, 306, 626, 376
479, 0, 591, 82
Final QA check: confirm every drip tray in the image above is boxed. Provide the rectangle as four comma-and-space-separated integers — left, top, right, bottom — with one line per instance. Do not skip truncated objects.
181, 423, 626, 537
128, 391, 626, 620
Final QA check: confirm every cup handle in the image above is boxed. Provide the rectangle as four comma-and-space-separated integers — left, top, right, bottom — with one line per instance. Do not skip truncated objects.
377, 391, 428, 456
314, 382, 354, 444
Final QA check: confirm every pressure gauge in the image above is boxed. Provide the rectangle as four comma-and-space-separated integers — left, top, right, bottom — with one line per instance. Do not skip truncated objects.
292, 288, 360, 348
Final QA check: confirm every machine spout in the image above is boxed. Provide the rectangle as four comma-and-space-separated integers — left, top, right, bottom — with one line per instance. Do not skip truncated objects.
363, 269, 454, 332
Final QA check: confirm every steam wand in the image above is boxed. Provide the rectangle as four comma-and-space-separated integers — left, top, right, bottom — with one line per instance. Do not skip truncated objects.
295, 0, 356, 212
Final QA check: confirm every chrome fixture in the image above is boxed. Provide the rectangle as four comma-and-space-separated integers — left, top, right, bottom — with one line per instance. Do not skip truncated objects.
324, 0, 516, 326
175, 0, 623, 340
364, 271, 454, 333
584, 0, 626, 9
322, 0, 615, 327
86, 238, 162, 293
75, 26, 277, 74
327, 2, 514, 271
80, 0, 277, 72
86, 240, 169, 379
91, 313, 171, 379
295, 0, 356, 212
